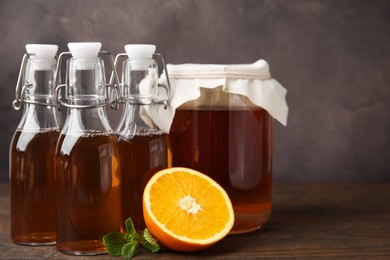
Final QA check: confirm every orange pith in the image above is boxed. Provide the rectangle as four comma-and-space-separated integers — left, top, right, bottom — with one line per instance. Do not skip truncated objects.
143, 167, 234, 252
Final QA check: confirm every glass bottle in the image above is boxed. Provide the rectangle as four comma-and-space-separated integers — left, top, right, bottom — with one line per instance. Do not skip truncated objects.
54, 42, 122, 255
115, 44, 171, 230
10, 44, 62, 245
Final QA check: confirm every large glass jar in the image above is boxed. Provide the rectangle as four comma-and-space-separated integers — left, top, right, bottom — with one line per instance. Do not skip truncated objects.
162, 60, 288, 234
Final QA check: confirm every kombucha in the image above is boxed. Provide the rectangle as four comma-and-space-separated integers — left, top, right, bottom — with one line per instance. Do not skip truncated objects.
118, 132, 171, 230
10, 129, 59, 245
55, 131, 122, 255
169, 108, 272, 234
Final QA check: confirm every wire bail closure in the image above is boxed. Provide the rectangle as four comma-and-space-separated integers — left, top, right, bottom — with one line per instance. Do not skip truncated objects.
111, 52, 171, 109
13, 53, 57, 110
54, 51, 121, 111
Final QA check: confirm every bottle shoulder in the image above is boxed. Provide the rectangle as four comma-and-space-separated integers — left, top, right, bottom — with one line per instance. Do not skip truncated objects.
17, 104, 62, 130
56, 130, 118, 156
61, 107, 113, 133
116, 103, 166, 140
10, 129, 60, 153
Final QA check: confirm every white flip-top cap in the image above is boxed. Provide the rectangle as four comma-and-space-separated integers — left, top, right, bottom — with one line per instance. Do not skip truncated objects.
124, 44, 156, 70
68, 42, 101, 59
68, 42, 102, 69
25, 44, 58, 70
124, 44, 156, 60
26, 44, 58, 59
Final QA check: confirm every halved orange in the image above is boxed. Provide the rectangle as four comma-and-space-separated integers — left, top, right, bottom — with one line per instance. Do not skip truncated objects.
142, 167, 234, 252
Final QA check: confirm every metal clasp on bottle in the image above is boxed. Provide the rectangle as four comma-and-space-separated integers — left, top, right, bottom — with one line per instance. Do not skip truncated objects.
54, 51, 120, 111
111, 53, 171, 109
13, 53, 56, 110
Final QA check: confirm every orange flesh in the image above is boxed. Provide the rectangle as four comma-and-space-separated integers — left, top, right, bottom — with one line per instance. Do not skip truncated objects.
148, 171, 232, 240
143, 168, 234, 252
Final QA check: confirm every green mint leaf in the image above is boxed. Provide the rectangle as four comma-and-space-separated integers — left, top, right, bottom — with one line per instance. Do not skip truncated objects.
103, 218, 159, 258
124, 233, 137, 242
103, 232, 128, 256
140, 229, 160, 253
121, 240, 139, 259
125, 218, 138, 238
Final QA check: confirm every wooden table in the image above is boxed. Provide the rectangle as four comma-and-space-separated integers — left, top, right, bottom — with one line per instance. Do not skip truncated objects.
1, 182, 389, 259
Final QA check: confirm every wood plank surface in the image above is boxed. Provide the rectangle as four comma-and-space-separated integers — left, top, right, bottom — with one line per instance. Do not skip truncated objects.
1, 182, 389, 259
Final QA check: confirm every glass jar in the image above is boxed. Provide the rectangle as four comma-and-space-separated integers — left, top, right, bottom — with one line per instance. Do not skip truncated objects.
164, 60, 288, 234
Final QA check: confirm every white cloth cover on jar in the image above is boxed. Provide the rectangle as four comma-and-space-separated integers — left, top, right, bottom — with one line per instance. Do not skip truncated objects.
141, 59, 288, 132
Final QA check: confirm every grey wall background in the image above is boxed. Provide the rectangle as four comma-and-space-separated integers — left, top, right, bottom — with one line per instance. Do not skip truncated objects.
1, 0, 389, 182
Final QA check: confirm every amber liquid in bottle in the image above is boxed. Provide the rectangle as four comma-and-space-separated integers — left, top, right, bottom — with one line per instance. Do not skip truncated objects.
10, 129, 59, 245
55, 131, 122, 255
118, 132, 171, 230
116, 48, 171, 231
10, 45, 61, 245
169, 108, 272, 234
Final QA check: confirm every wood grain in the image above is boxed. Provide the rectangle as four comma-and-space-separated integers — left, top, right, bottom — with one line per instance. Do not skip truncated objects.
1, 182, 389, 259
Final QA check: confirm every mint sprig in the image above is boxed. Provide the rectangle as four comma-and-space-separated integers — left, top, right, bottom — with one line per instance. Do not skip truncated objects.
103, 232, 128, 256
140, 228, 160, 253
103, 218, 159, 258
125, 217, 138, 239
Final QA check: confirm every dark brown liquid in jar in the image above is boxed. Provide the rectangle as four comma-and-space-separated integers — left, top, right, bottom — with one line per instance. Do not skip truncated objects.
10, 130, 59, 245
169, 108, 272, 233
55, 131, 122, 255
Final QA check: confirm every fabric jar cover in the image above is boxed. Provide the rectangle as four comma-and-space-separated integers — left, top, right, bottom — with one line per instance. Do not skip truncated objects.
142, 59, 288, 132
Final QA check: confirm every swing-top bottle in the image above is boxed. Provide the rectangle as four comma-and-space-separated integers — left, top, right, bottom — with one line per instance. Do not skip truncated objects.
10, 44, 62, 245
115, 44, 171, 230
54, 42, 122, 255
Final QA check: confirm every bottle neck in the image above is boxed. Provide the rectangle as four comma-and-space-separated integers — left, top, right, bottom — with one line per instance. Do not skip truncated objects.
116, 59, 163, 139
122, 59, 158, 105
61, 57, 114, 134
23, 58, 57, 106
67, 57, 107, 107
16, 58, 62, 131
